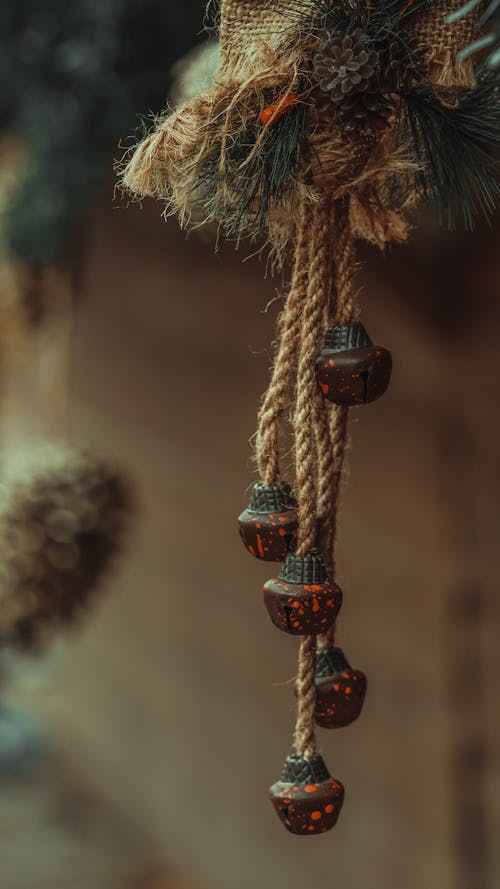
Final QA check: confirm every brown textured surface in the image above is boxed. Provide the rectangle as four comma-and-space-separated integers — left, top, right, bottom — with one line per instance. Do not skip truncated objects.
0, 754, 171, 889
412, 0, 480, 88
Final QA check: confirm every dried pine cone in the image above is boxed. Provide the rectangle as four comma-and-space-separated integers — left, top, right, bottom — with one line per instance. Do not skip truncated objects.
0, 447, 131, 650
313, 29, 380, 102
384, 40, 419, 93
336, 88, 394, 135
315, 87, 392, 138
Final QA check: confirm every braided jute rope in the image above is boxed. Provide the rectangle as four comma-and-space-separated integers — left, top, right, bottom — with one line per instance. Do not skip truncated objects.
294, 195, 334, 558
293, 194, 336, 759
256, 201, 313, 484
315, 403, 349, 574
314, 206, 355, 565
294, 634, 317, 758
309, 202, 356, 571
317, 203, 357, 651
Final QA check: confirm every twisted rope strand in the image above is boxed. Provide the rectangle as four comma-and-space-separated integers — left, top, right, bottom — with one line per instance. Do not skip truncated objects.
316, 403, 349, 573
256, 202, 312, 484
294, 196, 334, 556
334, 206, 358, 326
316, 202, 357, 650
293, 195, 335, 759
294, 634, 318, 758
316, 404, 349, 651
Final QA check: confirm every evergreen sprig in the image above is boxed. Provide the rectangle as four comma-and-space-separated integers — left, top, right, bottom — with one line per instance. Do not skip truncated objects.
402, 73, 500, 228
195, 95, 307, 238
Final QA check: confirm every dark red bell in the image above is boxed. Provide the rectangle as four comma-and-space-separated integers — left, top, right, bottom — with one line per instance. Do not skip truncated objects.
316, 323, 392, 406
263, 554, 342, 635
315, 647, 367, 729
270, 754, 344, 835
238, 483, 298, 561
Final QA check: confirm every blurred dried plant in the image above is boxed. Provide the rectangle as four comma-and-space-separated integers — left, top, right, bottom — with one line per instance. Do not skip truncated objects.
0, 446, 132, 652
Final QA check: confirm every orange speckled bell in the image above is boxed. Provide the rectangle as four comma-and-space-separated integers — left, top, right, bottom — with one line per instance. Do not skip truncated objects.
270, 754, 344, 835
238, 482, 298, 561
263, 553, 342, 635
316, 323, 392, 406
315, 647, 367, 729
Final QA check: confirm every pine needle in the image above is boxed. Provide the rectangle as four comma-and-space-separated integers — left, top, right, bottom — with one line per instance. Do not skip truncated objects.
402, 72, 500, 228
193, 95, 307, 238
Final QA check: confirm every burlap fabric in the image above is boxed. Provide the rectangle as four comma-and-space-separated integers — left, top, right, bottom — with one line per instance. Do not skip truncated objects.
413, 0, 480, 89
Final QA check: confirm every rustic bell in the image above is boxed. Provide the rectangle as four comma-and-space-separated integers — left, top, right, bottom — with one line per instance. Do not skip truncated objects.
238, 482, 298, 561
270, 754, 344, 835
263, 553, 342, 635
316, 323, 392, 406
315, 647, 367, 729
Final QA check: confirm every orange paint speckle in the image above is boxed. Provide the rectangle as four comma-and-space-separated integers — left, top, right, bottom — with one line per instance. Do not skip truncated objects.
325, 804, 334, 814
311, 811, 322, 821
304, 785, 317, 793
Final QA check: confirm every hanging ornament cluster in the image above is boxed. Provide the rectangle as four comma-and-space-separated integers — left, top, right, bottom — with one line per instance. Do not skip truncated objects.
121, 0, 500, 834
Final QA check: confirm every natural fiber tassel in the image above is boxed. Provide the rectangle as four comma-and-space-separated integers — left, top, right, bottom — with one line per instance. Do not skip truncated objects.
255, 200, 313, 484
256, 197, 357, 834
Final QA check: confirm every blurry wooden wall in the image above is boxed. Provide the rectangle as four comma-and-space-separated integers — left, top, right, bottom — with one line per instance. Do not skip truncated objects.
28, 198, 500, 889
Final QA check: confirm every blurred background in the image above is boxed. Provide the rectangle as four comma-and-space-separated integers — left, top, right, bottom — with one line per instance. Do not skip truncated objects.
0, 2, 499, 889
